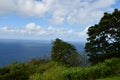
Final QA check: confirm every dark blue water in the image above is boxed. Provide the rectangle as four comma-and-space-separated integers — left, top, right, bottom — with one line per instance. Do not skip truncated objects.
0, 39, 85, 67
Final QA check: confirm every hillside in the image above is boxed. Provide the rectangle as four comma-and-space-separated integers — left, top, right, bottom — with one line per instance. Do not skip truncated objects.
0, 58, 120, 80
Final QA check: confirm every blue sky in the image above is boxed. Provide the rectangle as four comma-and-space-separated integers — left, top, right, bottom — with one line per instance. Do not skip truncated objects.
0, 0, 120, 41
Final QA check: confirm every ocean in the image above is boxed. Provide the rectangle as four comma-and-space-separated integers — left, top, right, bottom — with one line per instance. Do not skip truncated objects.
0, 39, 85, 67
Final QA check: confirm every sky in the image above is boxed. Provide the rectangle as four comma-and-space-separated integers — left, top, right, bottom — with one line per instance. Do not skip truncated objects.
0, 0, 120, 42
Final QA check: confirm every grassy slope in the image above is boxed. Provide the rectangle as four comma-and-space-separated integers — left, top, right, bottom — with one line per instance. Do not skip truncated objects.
0, 58, 119, 80
97, 76, 120, 80
30, 58, 120, 80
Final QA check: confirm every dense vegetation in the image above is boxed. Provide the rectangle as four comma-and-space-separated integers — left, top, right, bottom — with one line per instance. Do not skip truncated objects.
0, 9, 120, 80
0, 58, 49, 80
51, 38, 81, 66
0, 58, 120, 80
85, 9, 120, 64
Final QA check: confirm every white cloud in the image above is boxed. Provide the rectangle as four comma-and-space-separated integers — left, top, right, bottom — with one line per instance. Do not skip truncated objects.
50, 0, 116, 25
16, 0, 53, 16
0, 0, 116, 25
0, 23, 87, 41
24, 22, 41, 31
0, 0, 15, 14
90, 0, 115, 9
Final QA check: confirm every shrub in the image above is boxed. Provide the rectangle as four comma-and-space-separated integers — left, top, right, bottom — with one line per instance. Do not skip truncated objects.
30, 73, 43, 80
0, 62, 30, 80
61, 58, 120, 80
30, 61, 67, 80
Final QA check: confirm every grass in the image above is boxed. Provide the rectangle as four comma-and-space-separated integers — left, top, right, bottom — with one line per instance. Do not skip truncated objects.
1, 58, 120, 80
97, 76, 120, 80
30, 58, 120, 80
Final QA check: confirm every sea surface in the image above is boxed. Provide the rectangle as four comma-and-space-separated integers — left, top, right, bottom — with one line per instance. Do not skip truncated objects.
0, 39, 85, 67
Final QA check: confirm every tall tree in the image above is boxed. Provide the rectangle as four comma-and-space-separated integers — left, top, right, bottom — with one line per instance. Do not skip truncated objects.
51, 38, 81, 66
85, 9, 120, 64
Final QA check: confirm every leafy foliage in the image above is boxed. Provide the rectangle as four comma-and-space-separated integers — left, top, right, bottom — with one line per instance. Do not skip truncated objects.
30, 61, 67, 80
0, 62, 30, 80
85, 9, 120, 64
97, 76, 120, 80
0, 57, 120, 80
61, 58, 120, 80
0, 58, 49, 80
29, 58, 120, 80
51, 38, 81, 66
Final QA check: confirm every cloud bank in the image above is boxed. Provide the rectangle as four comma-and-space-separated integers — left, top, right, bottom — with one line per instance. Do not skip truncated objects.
0, 0, 116, 25
0, 0, 117, 41
0, 22, 88, 41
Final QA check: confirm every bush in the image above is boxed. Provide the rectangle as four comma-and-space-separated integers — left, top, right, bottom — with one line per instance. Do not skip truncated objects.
1, 58, 119, 80
0, 62, 30, 80
30, 73, 43, 80
61, 58, 120, 80
97, 76, 120, 80
30, 61, 67, 80
36, 61, 56, 73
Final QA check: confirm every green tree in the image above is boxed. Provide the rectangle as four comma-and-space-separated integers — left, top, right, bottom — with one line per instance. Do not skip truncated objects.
51, 38, 81, 66
85, 9, 120, 64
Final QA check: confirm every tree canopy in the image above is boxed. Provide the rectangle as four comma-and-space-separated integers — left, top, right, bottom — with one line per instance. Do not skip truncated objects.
85, 9, 120, 64
51, 38, 81, 66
